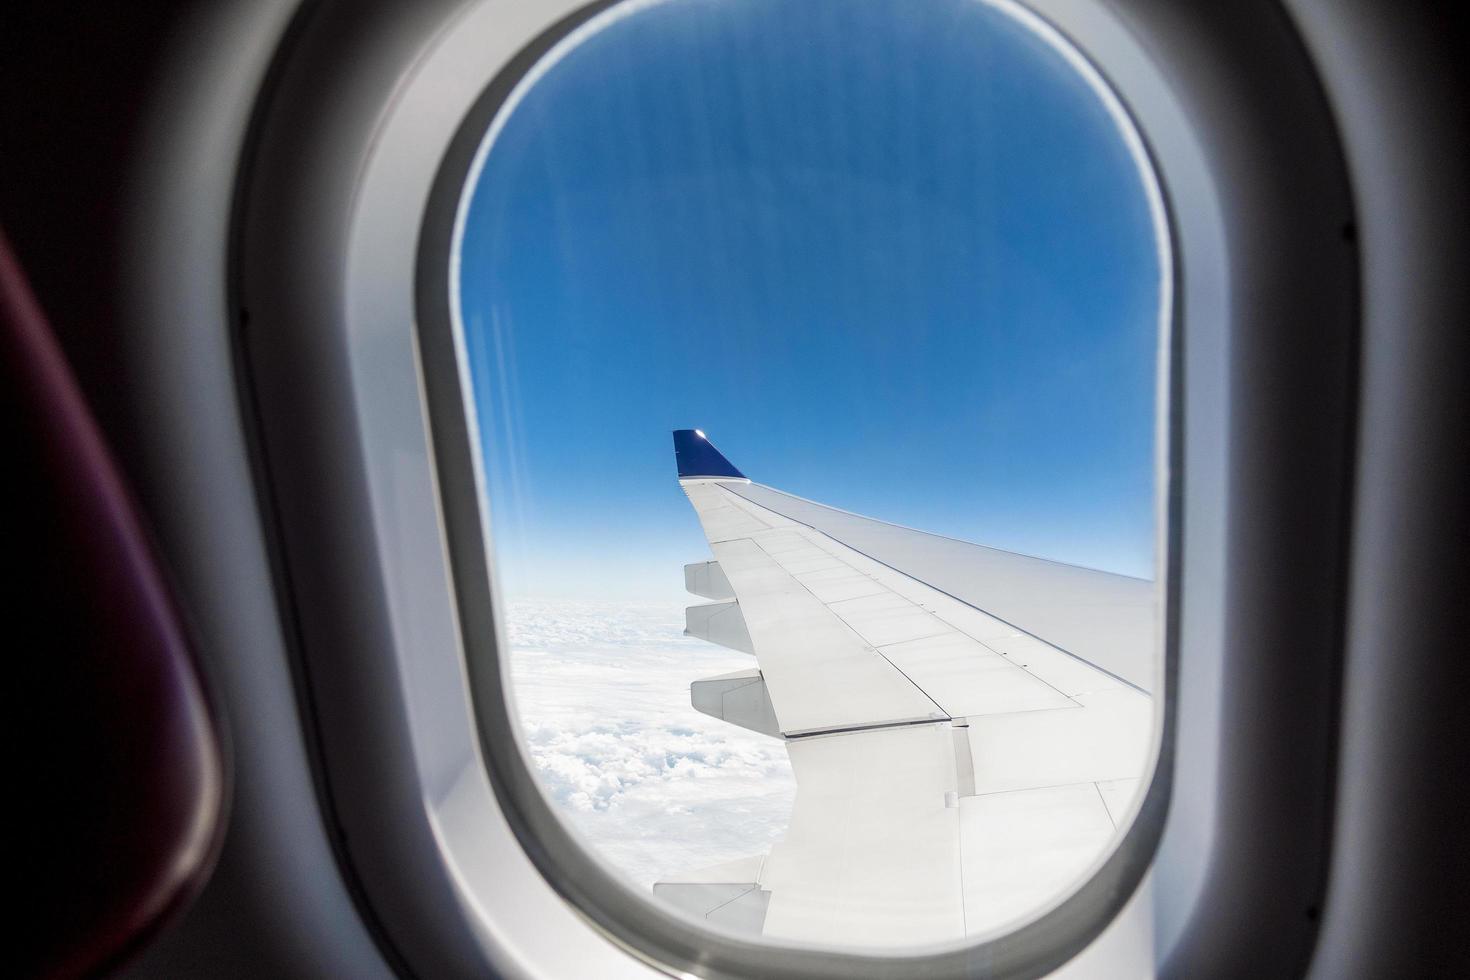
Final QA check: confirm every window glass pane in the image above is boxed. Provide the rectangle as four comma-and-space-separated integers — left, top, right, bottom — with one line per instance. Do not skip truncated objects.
456, 0, 1166, 949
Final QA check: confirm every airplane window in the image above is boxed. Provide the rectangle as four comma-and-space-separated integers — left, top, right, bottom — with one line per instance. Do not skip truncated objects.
453, 0, 1168, 952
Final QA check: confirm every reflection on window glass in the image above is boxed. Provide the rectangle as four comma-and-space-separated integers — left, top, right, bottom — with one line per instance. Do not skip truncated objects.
456, 0, 1165, 949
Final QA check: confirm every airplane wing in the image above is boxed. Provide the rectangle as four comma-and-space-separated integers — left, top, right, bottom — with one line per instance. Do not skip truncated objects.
653, 431, 1156, 948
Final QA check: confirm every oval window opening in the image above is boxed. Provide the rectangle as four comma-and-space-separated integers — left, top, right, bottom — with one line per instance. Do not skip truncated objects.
452, 0, 1169, 952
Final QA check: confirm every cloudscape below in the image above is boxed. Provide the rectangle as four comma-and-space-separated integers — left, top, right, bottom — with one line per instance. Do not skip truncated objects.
506, 598, 796, 890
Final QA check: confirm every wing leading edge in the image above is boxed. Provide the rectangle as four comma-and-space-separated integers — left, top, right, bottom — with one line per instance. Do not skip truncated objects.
655, 431, 1156, 948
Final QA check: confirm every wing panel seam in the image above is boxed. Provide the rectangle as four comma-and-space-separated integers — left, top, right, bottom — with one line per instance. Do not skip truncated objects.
720, 483, 1150, 696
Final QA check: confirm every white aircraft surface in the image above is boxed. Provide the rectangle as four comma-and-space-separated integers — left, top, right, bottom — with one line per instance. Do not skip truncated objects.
657, 431, 1155, 946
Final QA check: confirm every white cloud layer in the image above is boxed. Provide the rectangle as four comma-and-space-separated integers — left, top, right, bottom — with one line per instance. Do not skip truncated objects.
506, 598, 796, 891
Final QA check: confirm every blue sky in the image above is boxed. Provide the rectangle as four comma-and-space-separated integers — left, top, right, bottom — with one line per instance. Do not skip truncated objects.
459, 0, 1162, 600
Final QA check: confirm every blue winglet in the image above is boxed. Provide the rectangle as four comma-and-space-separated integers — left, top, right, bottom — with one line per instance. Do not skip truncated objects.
673, 429, 746, 480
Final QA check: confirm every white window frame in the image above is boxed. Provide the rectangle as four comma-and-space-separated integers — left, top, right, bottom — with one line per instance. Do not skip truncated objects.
233, 0, 1357, 976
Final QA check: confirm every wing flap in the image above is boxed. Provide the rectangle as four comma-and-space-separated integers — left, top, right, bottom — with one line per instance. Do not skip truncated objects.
761, 724, 967, 948
958, 782, 1119, 936
962, 688, 1152, 796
